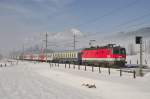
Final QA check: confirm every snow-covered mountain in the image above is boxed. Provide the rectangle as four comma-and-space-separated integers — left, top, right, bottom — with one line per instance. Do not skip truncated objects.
108, 27, 150, 40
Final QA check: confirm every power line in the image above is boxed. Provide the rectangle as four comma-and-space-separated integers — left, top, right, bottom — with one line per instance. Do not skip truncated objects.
73, 34, 76, 50
30, 0, 141, 51
80, 12, 150, 39
112, 13, 150, 29
36, 0, 145, 50
73, 0, 139, 28
121, 18, 150, 30
58, 0, 139, 46
38, 0, 140, 50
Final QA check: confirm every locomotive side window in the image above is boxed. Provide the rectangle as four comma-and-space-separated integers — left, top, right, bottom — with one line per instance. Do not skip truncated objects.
113, 49, 119, 54
113, 48, 126, 54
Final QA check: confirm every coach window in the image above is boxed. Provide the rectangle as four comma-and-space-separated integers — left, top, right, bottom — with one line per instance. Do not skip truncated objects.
68, 53, 69, 58
67, 53, 69, 58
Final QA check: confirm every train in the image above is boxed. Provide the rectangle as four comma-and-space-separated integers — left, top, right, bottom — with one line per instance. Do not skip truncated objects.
13, 44, 126, 68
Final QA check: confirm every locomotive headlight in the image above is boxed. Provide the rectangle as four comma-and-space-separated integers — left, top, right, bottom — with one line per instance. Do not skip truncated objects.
107, 55, 110, 58
119, 55, 122, 58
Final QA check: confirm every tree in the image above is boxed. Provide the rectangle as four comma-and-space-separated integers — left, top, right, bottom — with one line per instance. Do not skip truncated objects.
128, 43, 135, 55
147, 40, 150, 54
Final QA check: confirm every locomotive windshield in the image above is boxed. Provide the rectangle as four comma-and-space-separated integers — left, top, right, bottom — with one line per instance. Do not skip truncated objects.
120, 48, 126, 54
113, 48, 126, 54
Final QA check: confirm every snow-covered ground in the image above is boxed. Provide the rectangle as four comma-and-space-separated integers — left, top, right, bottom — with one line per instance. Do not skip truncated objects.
126, 53, 150, 67
0, 60, 150, 99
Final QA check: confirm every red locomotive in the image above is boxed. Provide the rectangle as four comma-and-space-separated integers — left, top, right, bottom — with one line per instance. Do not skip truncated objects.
81, 44, 126, 67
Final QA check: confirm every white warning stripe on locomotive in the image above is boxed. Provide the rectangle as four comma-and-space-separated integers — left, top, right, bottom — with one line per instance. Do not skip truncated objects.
82, 58, 125, 61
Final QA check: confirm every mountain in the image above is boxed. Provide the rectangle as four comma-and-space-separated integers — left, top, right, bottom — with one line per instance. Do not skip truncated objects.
116, 27, 150, 38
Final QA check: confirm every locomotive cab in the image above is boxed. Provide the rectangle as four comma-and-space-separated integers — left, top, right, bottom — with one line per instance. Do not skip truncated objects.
112, 47, 126, 66
113, 48, 126, 56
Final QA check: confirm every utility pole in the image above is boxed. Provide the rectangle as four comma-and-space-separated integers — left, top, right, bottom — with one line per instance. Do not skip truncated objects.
73, 34, 76, 50
22, 44, 24, 61
45, 32, 48, 62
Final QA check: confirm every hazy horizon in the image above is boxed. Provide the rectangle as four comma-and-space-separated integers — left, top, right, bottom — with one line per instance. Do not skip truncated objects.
0, 0, 150, 55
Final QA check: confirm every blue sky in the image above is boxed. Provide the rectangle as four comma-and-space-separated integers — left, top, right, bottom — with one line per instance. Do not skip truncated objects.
0, 0, 150, 54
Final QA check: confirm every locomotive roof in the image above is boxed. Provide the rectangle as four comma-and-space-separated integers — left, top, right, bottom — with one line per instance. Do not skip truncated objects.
84, 45, 124, 50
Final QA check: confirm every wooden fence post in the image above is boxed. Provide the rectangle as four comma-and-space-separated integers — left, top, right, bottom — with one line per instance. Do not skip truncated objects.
99, 65, 101, 73
133, 70, 136, 79
78, 64, 80, 70
69, 63, 70, 68
58, 62, 59, 67
130, 60, 131, 64
85, 64, 86, 71
92, 65, 94, 72
73, 62, 75, 69
120, 69, 122, 77
108, 64, 110, 75
49, 62, 51, 68
65, 63, 66, 68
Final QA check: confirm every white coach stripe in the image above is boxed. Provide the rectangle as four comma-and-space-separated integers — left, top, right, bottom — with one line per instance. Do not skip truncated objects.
82, 58, 125, 61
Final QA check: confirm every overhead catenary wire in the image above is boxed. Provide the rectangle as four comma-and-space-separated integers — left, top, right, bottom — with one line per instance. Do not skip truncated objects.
56, 0, 140, 45
120, 18, 150, 31
111, 12, 150, 29
79, 12, 150, 40
73, 0, 139, 28
43, 0, 139, 41
46, 12, 150, 51
32, 0, 142, 51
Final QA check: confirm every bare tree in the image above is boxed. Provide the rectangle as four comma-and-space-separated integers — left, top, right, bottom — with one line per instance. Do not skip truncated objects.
128, 43, 135, 55
148, 40, 150, 54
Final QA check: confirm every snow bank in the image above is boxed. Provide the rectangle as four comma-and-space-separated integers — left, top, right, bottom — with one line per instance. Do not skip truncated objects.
126, 53, 150, 68
0, 61, 150, 99
31, 62, 150, 99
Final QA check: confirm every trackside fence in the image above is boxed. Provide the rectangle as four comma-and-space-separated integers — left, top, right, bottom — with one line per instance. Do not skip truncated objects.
48, 62, 137, 79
